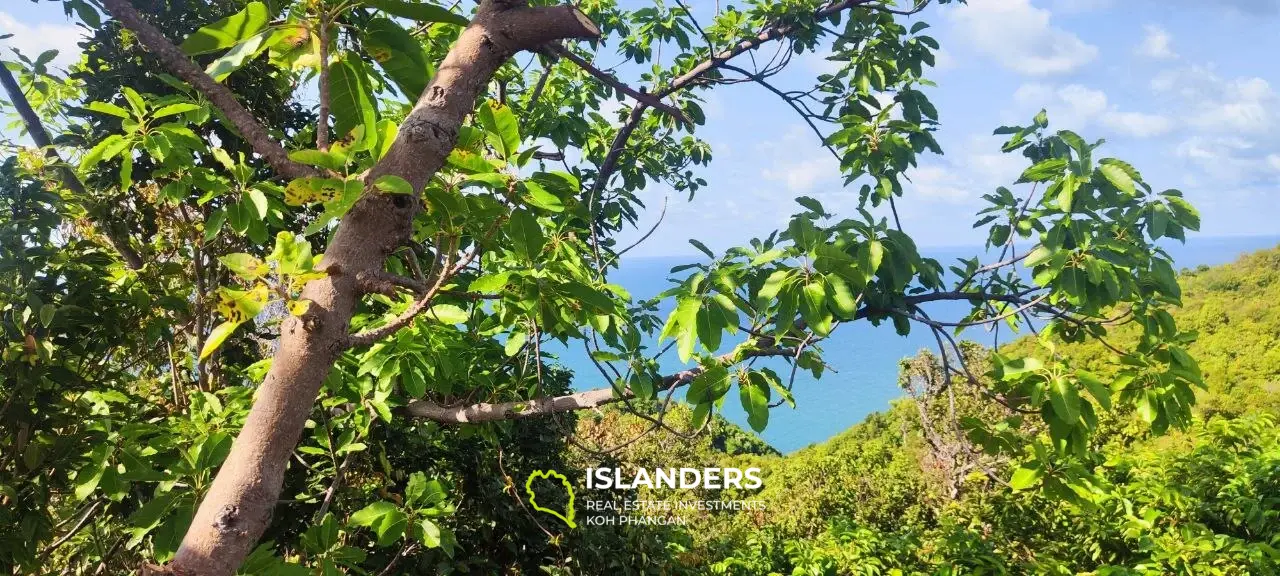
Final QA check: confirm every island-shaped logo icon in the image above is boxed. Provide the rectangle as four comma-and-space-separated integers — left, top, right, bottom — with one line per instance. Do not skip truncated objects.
525, 469, 577, 528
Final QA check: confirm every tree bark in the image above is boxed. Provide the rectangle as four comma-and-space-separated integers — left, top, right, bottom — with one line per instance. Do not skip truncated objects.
159, 2, 599, 574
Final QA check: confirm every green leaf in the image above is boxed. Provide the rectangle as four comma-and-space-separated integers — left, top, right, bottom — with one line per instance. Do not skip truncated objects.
289, 149, 347, 171
219, 253, 268, 280
80, 134, 129, 172
503, 331, 527, 357
1024, 245, 1053, 268
688, 239, 715, 259
349, 501, 397, 527
826, 275, 858, 317
361, 18, 432, 99
1049, 376, 1081, 424
205, 31, 273, 82
1077, 370, 1111, 411
180, 1, 270, 55
424, 304, 468, 324
419, 519, 442, 548
999, 356, 1043, 379
246, 188, 269, 219
366, 0, 468, 27
200, 321, 241, 360
1009, 466, 1043, 490
795, 196, 825, 215
688, 365, 731, 405
121, 88, 146, 117
470, 271, 510, 293
329, 58, 377, 141
859, 240, 885, 275
476, 101, 520, 160
506, 210, 544, 261
269, 231, 315, 275
374, 175, 414, 195
446, 150, 496, 173
667, 297, 701, 362
74, 445, 111, 500
1017, 158, 1069, 183
799, 281, 831, 336
39, 304, 55, 327
349, 501, 409, 546
1148, 202, 1170, 240
1098, 164, 1135, 195
739, 372, 771, 432
520, 181, 564, 212
86, 101, 131, 119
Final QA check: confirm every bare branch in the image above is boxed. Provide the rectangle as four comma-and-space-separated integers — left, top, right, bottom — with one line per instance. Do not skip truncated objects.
405, 346, 797, 423
722, 64, 840, 162
40, 500, 103, 559
346, 252, 454, 348
99, 0, 320, 180
863, 0, 932, 16
589, 0, 882, 199
602, 196, 668, 268
657, 0, 879, 98
547, 44, 691, 126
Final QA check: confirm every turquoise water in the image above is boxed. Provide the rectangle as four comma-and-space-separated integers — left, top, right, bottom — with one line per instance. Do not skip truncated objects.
551, 235, 1280, 454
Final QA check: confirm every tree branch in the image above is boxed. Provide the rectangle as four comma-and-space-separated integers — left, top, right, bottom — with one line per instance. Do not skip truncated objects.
316, 15, 331, 151
656, 0, 878, 98
99, 0, 320, 180
404, 346, 797, 423
546, 44, 691, 126
0, 63, 144, 269
590, 0, 880, 197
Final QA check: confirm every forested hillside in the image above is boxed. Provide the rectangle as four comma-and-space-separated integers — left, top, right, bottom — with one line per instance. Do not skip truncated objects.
572, 245, 1280, 575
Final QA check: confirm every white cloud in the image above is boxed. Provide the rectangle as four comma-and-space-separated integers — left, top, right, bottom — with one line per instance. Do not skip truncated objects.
1102, 111, 1174, 138
762, 156, 838, 193
949, 0, 1099, 76
1051, 0, 1112, 12
1194, 77, 1275, 134
1137, 25, 1177, 59
1153, 66, 1276, 135
901, 134, 1026, 206
0, 12, 85, 71
1174, 136, 1276, 185
931, 47, 957, 72
908, 165, 973, 202
1013, 83, 1173, 137
758, 126, 841, 193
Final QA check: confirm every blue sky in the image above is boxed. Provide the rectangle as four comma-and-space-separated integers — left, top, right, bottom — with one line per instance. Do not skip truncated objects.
4, 0, 1279, 257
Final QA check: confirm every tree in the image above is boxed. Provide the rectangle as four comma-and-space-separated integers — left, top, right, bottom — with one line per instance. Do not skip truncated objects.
2, 0, 1205, 574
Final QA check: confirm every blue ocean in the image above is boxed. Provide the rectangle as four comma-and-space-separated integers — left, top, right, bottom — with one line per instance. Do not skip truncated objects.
550, 235, 1280, 454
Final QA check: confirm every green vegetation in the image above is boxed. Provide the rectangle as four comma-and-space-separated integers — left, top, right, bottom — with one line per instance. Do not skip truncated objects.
0, 0, 1260, 574
569, 245, 1280, 575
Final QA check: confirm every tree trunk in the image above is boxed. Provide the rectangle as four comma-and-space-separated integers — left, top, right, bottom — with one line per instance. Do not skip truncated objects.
166, 3, 598, 574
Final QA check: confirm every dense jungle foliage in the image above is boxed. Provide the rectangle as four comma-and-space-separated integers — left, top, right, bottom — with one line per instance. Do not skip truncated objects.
0, 0, 1259, 574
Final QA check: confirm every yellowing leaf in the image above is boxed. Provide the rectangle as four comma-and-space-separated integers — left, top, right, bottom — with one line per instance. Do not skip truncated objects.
288, 299, 312, 316
215, 285, 269, 323
200, 320, 242, 360
219, 253, 267, 280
